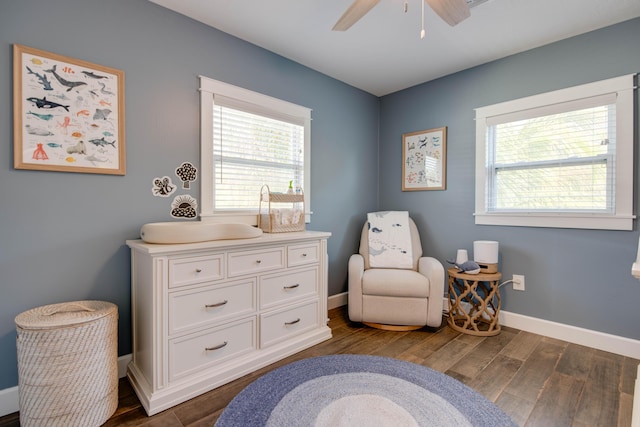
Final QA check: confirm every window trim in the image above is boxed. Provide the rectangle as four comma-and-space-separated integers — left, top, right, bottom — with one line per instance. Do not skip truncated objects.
474, 74, 635, 230
199, 76, 311, 224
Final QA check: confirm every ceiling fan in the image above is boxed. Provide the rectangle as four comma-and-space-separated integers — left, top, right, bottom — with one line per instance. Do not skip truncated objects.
332, 0, 471, 31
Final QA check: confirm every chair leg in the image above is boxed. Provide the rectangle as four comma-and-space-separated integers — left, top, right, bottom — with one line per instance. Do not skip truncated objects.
363, 322, 423, 331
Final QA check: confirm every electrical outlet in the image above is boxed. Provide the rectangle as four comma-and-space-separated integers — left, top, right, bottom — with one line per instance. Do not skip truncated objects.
513, 274, 525, 291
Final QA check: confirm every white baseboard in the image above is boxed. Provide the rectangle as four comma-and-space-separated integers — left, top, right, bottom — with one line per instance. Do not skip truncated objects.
328, 292, 348, 310
0, 354, 132, 418
498, 309, 640, 359
118, 353, 132, 378
0, 387, 18, 420
437, 297, 640, 359
332, 294, 640, 358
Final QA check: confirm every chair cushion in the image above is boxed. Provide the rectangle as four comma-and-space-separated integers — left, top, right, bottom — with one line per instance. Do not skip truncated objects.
362, 269, 430, 298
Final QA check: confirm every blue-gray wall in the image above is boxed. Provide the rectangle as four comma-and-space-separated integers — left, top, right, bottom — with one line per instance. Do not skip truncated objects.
0, 0, 379, 389
1, 0, 638, 392
380, 18, 640, 342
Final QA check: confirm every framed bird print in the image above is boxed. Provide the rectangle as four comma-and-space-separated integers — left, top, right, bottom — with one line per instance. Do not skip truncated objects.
402, 127, 447, 191
13, 44, 125, 175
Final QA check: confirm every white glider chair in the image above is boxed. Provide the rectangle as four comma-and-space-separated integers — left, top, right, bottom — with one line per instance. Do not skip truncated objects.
348, 215, 445, 330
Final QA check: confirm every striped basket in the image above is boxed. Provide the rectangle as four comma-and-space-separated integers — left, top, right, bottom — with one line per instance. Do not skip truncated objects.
15, 301, 118, 427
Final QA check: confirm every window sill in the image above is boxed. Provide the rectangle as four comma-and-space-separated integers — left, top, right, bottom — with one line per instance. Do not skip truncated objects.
474, 212, 634, 231
200, 211, 312, 226
200, 212, 259, 226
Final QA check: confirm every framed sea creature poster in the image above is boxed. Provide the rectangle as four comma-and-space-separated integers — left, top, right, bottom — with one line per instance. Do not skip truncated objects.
402, 127, 447, 191
13, 44, 125, 175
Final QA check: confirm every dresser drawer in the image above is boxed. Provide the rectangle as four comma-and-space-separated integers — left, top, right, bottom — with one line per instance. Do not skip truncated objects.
169, 254, 225, 288
260, 268, 318, 310
260, 300, 319, 348
169, 280, 256, 335
228, 247, 285, 277
287, 242, 319, 267
169, 317, 256, 381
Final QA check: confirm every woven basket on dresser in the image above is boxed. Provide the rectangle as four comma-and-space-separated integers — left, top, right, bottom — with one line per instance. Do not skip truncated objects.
15, 300, 118, 427
258, 184, 305, 233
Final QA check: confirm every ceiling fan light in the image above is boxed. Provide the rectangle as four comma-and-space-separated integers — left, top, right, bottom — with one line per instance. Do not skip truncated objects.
420, 0, 426, 39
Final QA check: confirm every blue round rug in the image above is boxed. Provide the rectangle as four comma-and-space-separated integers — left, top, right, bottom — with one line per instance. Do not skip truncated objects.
215, 354, 517, 426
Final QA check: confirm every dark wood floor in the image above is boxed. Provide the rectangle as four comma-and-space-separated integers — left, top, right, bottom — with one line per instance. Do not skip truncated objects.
1, 306, 637, 426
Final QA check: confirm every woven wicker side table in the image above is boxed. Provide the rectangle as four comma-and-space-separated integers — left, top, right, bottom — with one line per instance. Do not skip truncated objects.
15, 300, 118, 427
447, 268, 502, 336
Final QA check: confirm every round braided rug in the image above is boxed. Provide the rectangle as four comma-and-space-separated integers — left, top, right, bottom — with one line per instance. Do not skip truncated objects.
215, 354, 517, 427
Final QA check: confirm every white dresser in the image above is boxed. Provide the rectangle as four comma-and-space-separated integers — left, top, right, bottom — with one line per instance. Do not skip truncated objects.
126, 230, 332, 415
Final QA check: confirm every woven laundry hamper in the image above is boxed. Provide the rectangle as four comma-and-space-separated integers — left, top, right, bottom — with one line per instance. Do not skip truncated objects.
15, 300, 118, 427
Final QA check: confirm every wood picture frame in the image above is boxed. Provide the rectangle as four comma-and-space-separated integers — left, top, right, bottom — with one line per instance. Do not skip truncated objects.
402, 126, 447, 191
13, 44, 125, 175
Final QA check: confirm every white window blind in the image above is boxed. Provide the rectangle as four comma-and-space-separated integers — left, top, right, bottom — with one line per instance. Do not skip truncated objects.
213, 102, 304, 210
475, 74, 635, 230
487, 96, 615, 212
199, 76, 311, 224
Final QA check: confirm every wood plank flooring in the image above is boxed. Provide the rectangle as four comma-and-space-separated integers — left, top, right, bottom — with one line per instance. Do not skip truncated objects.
1, 306, 637, 426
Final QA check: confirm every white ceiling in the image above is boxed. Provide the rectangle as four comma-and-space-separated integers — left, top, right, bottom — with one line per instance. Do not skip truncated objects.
149, 0, 640, 96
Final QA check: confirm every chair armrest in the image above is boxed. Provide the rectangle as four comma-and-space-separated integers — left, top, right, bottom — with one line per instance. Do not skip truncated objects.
418, 256, 445, 327
348, 254, 365, 322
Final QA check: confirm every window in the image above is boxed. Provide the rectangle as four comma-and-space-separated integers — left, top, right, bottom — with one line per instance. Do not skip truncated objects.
199, 76, 311, 224
474, 74, 635, 230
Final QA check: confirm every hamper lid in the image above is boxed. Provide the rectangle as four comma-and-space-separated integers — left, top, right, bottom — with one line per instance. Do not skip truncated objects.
15, 300, 117, 330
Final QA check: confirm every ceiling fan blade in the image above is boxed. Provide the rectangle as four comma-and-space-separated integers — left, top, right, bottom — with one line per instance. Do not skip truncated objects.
332, 0, 381, 31
425, 0, 470, 26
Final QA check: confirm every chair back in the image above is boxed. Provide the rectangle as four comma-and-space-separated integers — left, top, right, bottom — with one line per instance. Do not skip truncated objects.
358, 217, 423, 270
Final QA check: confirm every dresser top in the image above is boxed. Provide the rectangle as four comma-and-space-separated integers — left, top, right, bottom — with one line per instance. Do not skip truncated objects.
127, 230, 331, 254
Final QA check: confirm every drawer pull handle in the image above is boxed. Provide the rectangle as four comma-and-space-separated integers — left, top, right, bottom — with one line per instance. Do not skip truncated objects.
302, 253, 307, 257
205, 341, 228, 351
285, 318, 301, 326
205, 300, 228, 308
195, 268, 202, 273
284, 284, 300, 290
256, 260, 262, 264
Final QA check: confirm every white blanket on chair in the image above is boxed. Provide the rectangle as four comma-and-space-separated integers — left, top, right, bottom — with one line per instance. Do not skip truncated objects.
367, 211, 413, 269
